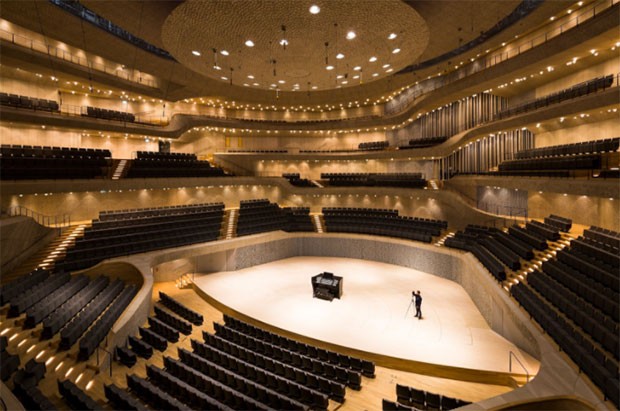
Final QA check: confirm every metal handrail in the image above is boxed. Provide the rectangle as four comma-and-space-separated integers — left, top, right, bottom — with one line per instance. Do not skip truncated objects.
5, 205, 71, 228
0, 28, 157, 88
386, 0, 619, 115
509, 350, 531, 382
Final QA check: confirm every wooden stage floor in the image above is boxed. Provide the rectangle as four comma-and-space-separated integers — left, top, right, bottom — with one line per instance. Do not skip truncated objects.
194, 256, 540, 377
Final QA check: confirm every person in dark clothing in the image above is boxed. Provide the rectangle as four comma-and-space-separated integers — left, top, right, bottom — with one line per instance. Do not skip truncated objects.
414, 290, 423, 319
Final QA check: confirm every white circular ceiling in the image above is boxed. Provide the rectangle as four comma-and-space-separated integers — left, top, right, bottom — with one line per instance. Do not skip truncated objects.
162, 0, 429, 92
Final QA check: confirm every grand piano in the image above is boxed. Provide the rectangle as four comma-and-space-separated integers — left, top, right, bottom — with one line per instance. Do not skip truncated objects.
311, 272, 343, 301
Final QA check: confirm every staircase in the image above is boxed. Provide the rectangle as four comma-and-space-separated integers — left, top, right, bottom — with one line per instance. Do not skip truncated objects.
504, 229, 574, 289
428, 179, 440, 190
222, 208, 238, 240
176, 273, 194, 289
111, 159, 129, 180
312, 213, 324, 233
311, 180, 324, 188
2, 224, 87, 284
434, 231, 455, 247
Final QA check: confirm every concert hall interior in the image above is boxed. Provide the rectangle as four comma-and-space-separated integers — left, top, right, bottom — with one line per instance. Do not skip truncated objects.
0, 0, 619, 410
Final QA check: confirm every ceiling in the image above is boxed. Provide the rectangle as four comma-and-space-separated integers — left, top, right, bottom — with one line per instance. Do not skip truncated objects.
162, 0, 429, 92
0, 0, 572, 105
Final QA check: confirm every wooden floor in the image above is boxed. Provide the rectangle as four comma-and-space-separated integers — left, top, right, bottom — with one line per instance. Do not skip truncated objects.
1, 280, 512, 410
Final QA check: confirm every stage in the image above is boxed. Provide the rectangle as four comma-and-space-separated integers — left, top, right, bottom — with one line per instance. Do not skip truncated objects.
193, 256, 540, 376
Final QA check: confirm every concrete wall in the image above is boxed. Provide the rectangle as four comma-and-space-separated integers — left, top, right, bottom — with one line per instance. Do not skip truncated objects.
0, 216, 56, 274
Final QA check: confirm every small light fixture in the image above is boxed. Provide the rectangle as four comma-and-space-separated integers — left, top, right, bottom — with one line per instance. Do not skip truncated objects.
326, 65, 334, 70
388, 33, 397, 40
353, 66, 361, 71
245, 40, 255, 47
309, 4, 320, 14
221, 50, 229, 56
191, 50, 201, 56
392, 48, 401, 54
346, 31, 356, 40
280, 39, 289, 47
369, 56, 377, 62
336, 53, 344, 59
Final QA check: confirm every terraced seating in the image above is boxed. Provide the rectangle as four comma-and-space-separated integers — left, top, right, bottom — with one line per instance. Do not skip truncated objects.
154, 305, 192, 335
282, 207, 315, 232
358, 141, 389, 150
395, 383, 471, 410
515, 138, 619, 159
126, 151, 226, 178
282, 173, 315, 187
159, 291, 203, 325
58, 379, 103, 411
237, 199, 287, 236
321, 172, 427, 188
0, 268, 50, 305
323, 207, 446, 243
57, 204, 224, 271
399, 136, 448, 149
224, 314, 375, 378
104, 383, 148, 411
0, 92, 59, 111
84, 106, 135, 122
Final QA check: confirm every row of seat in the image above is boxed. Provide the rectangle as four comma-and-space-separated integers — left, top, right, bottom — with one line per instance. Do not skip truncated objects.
147, 316, 180, 343
358, 141, 389, 150
8, 272, 70, 317
1, 157, 110, 180
321, 173, 427, 188
544, 214, 572, 232
196, 335, 334, 407
237, 201, 287, 236
126, 157, 226, 178
159, 291, 204, 325
58, 379, 102, 411
0, 92, 59, 112
282, 207, 315, 232
496, 74, 614, 119
139, 327, 168, 352
571, 237, 619, 268
584, 226, 620, 249
163, 356, 270, 410
84, 106, 135, 122
154, 305, 193, 335
0, 268, 49, 305
24, 275, 89, 328
282, 173, 315, 187
399, 136, 448, 149
395, 383, 470, 410
224, 314, 375, 378
98, 202, 224, 222
210, 325, 356, 395
78, 285, 137, 360
445, 236, 506, 281
105, 383, 148, 411
1, 337, 19, 382
0, 144, 110, 159
528, 270, 619, 357
178, 346, 310, 410
498, 154, 602, 172
59, 279, 125, 350
136, 150, 196, 160
128, 335, 153, 359
514, 138, 619, 159
511, 283, 619, 408
126, 373, 190, 410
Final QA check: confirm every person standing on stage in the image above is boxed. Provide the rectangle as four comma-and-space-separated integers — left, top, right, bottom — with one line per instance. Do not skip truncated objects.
414, 290, 423, 319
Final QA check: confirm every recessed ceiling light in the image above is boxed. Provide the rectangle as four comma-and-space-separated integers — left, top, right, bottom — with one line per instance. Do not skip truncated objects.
388, 33, 397, 40
392, 48, 401, 54
220, 50, 229, 56
353, 75, 360, 79
213, 65, 222, 70
346, 31, 356, 40
342, 80, 348, 84
311, 86, 318, 89
372, 73, 379, 77
353, 66, 362, 71
243, 83, 249, 87
270, 83, 277, 87
191, 50, 201, 56
326, 65, 334, 70
248, 75, 254, 79
382, 64, 390, 68
336, 53, 344, 59
386, 68, 393, 73
280, 39, 289, 46
221, 76, 228, 80
278, 80, 286, 84
253, 82, 260, 86
336, 74, 344, 79
245, 40, 255, 47
309, 5, 320, 14
369, 56, 377, 62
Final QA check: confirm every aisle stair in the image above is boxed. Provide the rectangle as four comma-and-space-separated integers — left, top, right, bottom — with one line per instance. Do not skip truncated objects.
2, 224, 87, 284
312, 213, 325, 233
222, 209, 238, 240
111, 159, 129, 180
